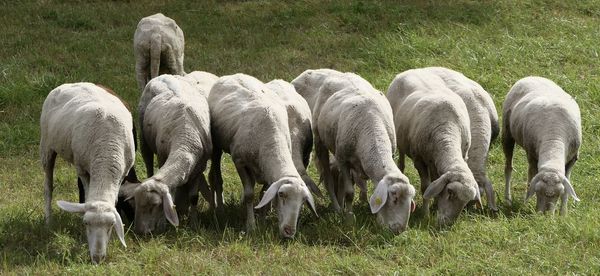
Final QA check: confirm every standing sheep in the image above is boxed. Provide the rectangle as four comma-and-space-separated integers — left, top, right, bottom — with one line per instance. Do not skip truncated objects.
208, 74, 317, 238
426, 67, 500, 211
264, 79, 322, 197
503, 76, 581, 215
134, 13, 185, 92
40, 83, 133, 264
295, 69, 416, 234
128, 74, 213, 234
387, 69, 480, 227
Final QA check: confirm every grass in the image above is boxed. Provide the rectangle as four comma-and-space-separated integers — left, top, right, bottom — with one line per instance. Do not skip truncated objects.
1, 0, 600, 274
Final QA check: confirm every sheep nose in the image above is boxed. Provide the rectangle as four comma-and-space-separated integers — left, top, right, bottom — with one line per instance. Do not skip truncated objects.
390, 223, 406, 234
282, 225, 295, 238
91, 254, 105, 264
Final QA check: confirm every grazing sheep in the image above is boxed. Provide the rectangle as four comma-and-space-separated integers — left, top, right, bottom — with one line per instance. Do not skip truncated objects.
503, 76, 581, 215
264, 79, 322, 197
134, 13, 185, 92
295, 69, 416, 234
208, 74, 317, 238
40, 82, 134, 264
426, 67, 500, 211
387, 69, 480, 227
129, 74, 213, 234
291, 69, 378, 209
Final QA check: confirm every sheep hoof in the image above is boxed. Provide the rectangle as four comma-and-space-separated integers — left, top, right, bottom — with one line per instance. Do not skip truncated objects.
343, 212, 356, 226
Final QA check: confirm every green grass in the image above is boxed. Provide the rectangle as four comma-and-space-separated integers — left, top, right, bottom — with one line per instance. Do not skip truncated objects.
2, 0, 600, 274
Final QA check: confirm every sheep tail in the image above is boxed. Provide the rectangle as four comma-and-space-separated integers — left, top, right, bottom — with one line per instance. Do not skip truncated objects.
150, 33, 162, 79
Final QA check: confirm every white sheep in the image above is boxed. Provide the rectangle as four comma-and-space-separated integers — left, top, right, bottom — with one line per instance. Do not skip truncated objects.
291, 69, 377, 206
294, 69, 416, 234
134, 13, 185, 92
208, 73, 317, 238
40, 82, 134, 264
425, 67, 500, 211
387, 69, 480, 227
503, 76, 581, 215
125, 74, 213, 234
264, 79, 322, 197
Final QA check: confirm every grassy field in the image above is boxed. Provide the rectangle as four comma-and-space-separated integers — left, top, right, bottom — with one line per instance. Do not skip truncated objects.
2, 0, 600, 274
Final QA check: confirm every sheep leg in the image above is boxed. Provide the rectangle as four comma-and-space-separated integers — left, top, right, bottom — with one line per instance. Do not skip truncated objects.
502, 128, 515, 206
526, 154, 538, 183
209, 149, 224, 212
480, 175, 498, 212
414, 158, 431, 217
135, 54, 150, 92
140, 134, 154, 177
355, 173, 368, 204
314, 139, 341, 212
42, 151, 57, 225
338, 162, 356, 225
397, 150, 406, 173
235, 163, 256, 233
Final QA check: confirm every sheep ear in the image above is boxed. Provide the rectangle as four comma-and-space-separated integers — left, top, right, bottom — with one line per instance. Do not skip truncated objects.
112, 209, 127, 247
525, 174, 542, 202
302, 186, 319, 217
369, 180, 388, 214
255, 180, 284, 209
57, 201, 86, 213
423, 172, 450, 200
562, 176, 580, 202
302, 174, 323, 198
162, 192, 179, 227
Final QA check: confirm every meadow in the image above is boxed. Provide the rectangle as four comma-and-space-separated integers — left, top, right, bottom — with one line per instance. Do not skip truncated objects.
1, 0, 600, 274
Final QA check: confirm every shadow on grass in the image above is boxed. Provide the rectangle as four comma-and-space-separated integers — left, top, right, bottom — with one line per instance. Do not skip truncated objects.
0, 208, 90, 268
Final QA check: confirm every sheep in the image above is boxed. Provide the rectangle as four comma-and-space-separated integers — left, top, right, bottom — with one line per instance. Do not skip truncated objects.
208, 73, 317, 238
503, 76, 581, 215
76, 84, 141, 222
134, 13, 185, 92
387, 69, 481, 227
294, 69, 416, 234
425, 67, 500, 211
328, 156, 368, 203
40, 82, 134, 264
124, 74, 213, 234
291, 69, 376, 210
264, 79, 322, 198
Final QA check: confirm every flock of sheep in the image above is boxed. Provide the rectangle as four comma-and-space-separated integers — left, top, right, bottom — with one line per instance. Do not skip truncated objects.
38, 13, 582, 264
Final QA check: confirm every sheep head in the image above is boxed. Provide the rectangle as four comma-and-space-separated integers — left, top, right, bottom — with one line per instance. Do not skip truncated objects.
129, 178, 178, 234
423, 171, 480, 227
56, 200, 126, 264
369, 174, 416, 234
255, 176, 317, 239
526, 169, 579, 214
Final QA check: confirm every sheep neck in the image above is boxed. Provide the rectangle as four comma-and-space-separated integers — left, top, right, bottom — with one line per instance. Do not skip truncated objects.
358, 126, 399, 183
258, 136, 299, 184
537, 139, 566, 174
153, 150, 198, 190
431, 129, 469, 177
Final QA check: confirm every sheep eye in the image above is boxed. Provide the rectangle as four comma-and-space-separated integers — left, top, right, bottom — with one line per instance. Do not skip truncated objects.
278, 191, 286, 199
447, 189, 455, 200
